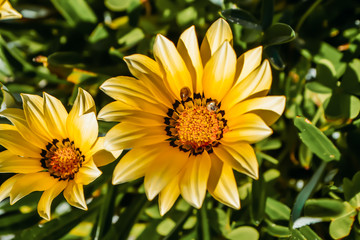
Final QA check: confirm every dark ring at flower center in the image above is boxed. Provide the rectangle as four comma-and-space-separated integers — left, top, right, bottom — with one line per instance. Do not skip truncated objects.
40, 138, 85, 181
164, 92, 228, 155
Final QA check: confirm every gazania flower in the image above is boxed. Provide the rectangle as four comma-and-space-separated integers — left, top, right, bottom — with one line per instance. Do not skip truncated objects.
0, 0, 22, 20
0, 88, 120, 220
99, 18, 285, 215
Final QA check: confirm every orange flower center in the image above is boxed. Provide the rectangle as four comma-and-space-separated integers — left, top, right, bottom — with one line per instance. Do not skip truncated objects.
176, 106, 220, 149
165, 90, 227, 155
41, 138, 85, 181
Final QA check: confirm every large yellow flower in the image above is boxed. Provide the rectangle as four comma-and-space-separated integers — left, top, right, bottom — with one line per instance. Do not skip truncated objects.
0, 88, 121, 220
99, 18, 286, 215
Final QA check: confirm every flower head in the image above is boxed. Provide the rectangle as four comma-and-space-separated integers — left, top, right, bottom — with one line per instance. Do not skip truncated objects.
0, 88, 121, 220
0, 0, 22, 20
99, 18, 285, 215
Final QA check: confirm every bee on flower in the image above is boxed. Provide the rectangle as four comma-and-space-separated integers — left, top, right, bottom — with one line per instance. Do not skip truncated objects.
99, 18, 286, 215
0, 88, 121, 220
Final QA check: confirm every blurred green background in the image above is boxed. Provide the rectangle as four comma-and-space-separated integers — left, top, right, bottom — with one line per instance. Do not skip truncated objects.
1, 0, 360, 239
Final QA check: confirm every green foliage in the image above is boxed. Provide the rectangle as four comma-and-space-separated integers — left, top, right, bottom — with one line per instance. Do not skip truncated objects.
0, 0, 360, 239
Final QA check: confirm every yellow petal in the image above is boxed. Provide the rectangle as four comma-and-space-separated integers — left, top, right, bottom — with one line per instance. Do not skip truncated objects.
10, 172, 58, 204
37, 181, 67, 221
0, 108, 46, 148
0, 150, 43, 173
86, 137, 121, 167
234, 46, 263, 86
0, 124, 40, 158
177, 25, 203, 93
153, 34, 193, 101
21, 94, 52, 142
227, 96, 286, 125
74, 159, 102, 185
100, 76, 159, 104
0, 174, 22, 202
98, 101, 165, 126
144, 146, 187, 200
67, 112, 98, 153
223, 113, 273, 143
213, 143, 258, 179
124, 54, 173, 107
159, 174, 180, 216
200, 18, 233, 65
221, 60, 272, 111
208, 154, 240, 209
104, 122, 167, 151
93, 150, 120, 167
0, 0, 22, 20
180, 152, 211, 209
68, 88, 95, 120
203, 41, 236, 101
112, 145, 159, 185
63, 181, 87, 210
43, 92, 68, 140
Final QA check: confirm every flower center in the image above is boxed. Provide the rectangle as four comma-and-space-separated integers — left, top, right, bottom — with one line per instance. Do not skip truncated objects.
165, 91, 227, 155
176, 106, 220, 148
41, 138, 85, 181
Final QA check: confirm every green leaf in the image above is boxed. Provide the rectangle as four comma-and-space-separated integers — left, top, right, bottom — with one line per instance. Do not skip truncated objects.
306, 59, 337, 93
104, 194, 148, 240
349, 192, 360, 208
265, 46, 285, 70
221, 8, 262, 31
47, 52, 84, 68
93, 183, 117, 240
263, 23, 295, 47
50, 0, 97, 26
176, 6, 197, 26
18, 198, 102, 240
294, 116, 341, 162
265, 197, 291, 221
324, 91, 360, 120
208, 208, 228, 235
197, 204, 210, 240
226, 226, 259, 240
0, 45, 13, 79
290, 161, 327, 225
291, 226, 322, 240
264, 219, 291, 238
342, 58, 360, 96
209, 0, 224, 7
250, 176, 266, 225
261, 0, 274, 30
329, 209, 357, 239
343, 171, 360, 201
163, 208, 193, 240
105, 0, 140, 12
304, 199, 345, 220
314, 42, 346, 78
118, 28, 145, 49
299, 143, 313, 170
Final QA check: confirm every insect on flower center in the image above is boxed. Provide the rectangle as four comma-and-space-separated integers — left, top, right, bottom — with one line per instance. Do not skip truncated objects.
165, 88, 227, 155
41, 138, 85, 181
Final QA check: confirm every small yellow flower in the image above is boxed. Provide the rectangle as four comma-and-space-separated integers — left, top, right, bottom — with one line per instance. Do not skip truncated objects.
0, 0, 22, 20
99, 18, 285, 215
0, 88, 121, 220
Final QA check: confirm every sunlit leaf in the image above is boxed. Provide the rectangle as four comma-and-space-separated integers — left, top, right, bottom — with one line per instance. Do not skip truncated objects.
294, 116, 341, 162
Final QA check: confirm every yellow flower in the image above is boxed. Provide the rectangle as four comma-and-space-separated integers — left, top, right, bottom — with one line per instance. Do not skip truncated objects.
0, 0, 22, 20
0, 88, 121, 220
99, 18, 285, 215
